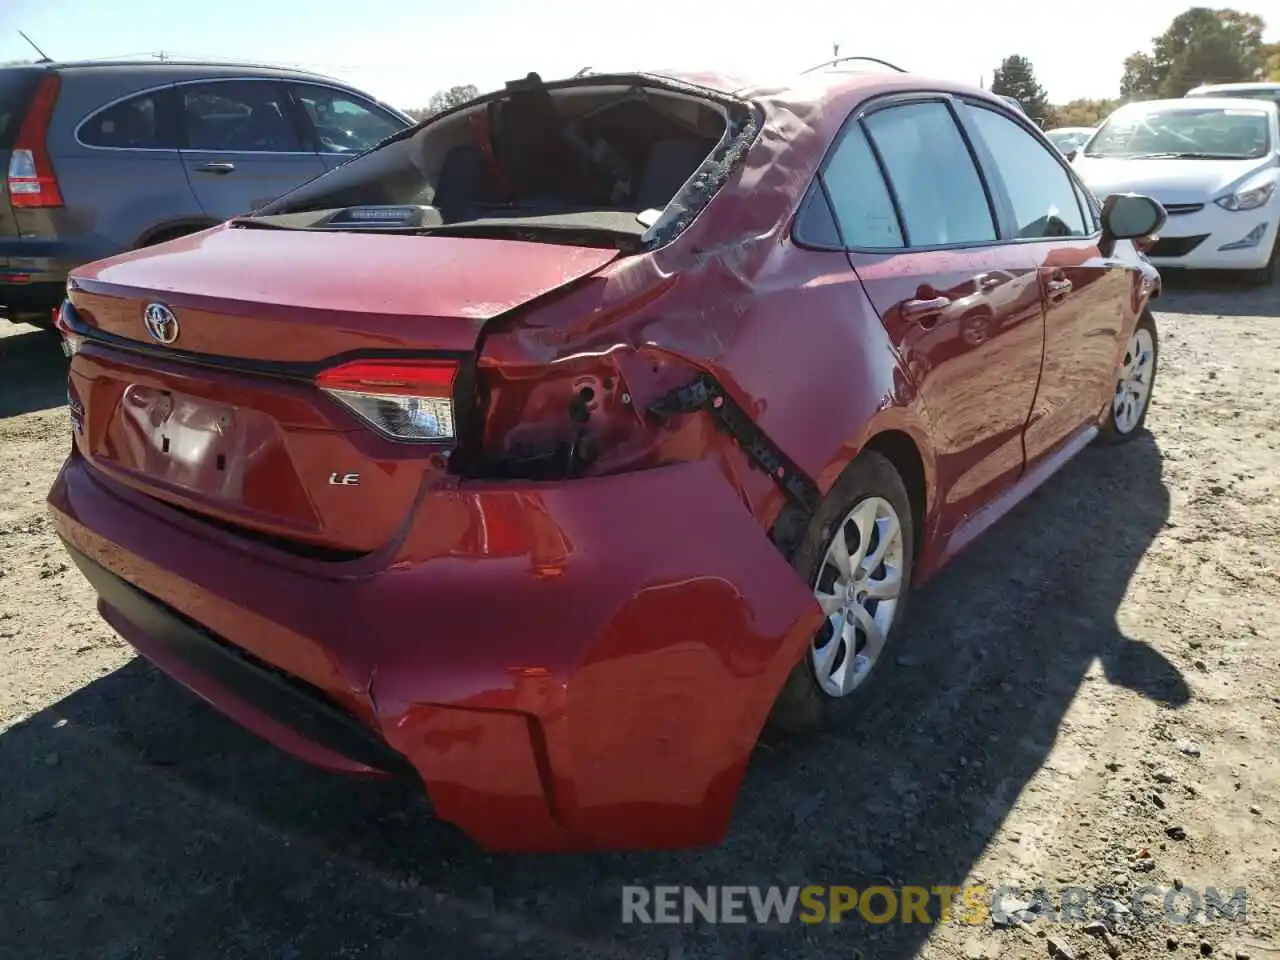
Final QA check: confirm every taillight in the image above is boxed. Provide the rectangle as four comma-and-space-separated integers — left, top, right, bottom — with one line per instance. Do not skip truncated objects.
7, 74, 63, 208
315, 358, 458, 441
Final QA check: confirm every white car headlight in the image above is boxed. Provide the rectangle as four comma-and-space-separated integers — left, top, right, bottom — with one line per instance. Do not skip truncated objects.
1215, 182, 1275, 211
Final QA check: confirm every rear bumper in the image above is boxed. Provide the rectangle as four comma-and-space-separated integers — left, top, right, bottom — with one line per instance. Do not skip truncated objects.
1, 234, 122, 320
49, 451, 819, 852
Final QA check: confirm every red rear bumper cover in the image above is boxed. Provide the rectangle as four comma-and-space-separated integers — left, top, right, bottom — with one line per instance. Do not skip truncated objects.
49, 452, 820, 852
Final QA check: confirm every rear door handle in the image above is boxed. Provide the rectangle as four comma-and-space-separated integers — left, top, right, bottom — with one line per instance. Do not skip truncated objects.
901, 296, 951, 326
195, 162, 236, 175
1046, 278, 1073, 301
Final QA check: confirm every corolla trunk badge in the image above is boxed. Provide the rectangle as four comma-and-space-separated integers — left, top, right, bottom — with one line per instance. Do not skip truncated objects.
143, 303, 180, 344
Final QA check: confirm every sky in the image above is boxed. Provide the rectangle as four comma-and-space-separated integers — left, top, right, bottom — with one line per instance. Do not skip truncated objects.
2, 0, 1277, 109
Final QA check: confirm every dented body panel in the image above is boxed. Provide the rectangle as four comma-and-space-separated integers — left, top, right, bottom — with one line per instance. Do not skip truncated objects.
51, 451, 820, 851
47, 68, 1159, 852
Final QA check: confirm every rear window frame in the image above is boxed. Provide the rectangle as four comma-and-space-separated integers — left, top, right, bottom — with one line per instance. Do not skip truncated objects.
75, 84, 183, 151
795, 89, 1005, 255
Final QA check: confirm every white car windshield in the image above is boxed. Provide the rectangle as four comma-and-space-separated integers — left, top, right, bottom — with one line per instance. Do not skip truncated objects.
1085, 106, 1270, 160
1048, 131, 1088, 150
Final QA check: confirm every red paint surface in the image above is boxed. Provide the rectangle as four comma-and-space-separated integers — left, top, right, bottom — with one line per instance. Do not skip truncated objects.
49, 69, 1159, 851
51, 452, 819, 851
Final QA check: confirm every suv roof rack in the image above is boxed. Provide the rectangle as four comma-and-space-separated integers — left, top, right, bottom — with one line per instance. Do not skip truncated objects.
47, 54, 331, 77
800, 56, 907, 75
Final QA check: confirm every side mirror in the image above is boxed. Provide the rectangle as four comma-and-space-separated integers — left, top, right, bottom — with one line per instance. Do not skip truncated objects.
1100, 193, 1167, 255
1065, 148, 1078, 162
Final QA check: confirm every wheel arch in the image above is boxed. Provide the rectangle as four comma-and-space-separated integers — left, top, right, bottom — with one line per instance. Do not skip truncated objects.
133, 218, 220, 249
809, 406, 939, 569
862, 428, 929, 562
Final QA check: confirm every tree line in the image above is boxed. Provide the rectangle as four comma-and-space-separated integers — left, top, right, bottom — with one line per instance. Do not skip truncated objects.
991, 5, 1278, 128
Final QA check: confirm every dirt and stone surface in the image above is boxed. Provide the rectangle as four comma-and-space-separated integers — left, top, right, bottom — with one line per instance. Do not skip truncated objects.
1, 280, 1277, 960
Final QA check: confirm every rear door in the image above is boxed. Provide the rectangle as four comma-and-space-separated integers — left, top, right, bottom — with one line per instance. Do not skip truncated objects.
828, 96, 1046, 535
177, 79, 326, 219
288, 82, 409, 172
57, 84, 200, 249
958, 100, 1134, 468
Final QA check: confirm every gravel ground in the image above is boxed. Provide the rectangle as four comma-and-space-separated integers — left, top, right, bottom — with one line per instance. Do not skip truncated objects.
1, 280, 1277, 960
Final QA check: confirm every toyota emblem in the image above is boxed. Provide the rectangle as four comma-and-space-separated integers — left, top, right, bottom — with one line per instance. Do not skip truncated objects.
143, 303, 179, 344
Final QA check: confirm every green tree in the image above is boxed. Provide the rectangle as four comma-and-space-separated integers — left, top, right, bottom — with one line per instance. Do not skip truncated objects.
427, 84, 480, 115
404, 85, 481, 122
990, 55, 1050, 123
1119, 7, 1268, 99
1261, 41, 1280, 80
1045, 98, 1119, 128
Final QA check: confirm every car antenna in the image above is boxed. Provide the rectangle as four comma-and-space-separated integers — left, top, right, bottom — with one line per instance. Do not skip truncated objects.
800, 55, 907, 75
17, 30, 53, 63
572, 66, 592, 78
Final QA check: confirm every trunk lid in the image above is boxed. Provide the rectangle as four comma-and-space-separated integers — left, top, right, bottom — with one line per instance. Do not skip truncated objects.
68, 223, 619, 359
66, 225, 619, 555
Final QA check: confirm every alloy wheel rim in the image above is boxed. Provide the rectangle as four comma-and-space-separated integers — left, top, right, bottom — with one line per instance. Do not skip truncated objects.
810, 496, 905, 698
1113, 327, 1154, 434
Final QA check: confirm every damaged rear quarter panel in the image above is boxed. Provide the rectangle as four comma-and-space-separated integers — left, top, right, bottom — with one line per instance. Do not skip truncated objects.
360, 84, 947, 851
366, 458, 823, 851
475, 84, 936, 534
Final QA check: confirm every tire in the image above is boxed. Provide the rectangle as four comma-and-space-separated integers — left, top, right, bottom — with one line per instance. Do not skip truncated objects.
1097, 307, 1159, 445
767, 450, 915, 734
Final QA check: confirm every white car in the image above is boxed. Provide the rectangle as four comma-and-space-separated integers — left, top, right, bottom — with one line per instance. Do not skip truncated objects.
1073, 97, 1279, 282
1045, 126, 1096, 158
1185, 81, 1280, 107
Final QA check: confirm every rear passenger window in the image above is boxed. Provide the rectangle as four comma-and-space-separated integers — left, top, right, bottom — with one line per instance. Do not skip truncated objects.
182, 81, 302, 152
964, 105, 1089, 239
80, 92, 176, 149
291, 84, 403, 154
863, 102, 997, 247
821, 125, 904, 248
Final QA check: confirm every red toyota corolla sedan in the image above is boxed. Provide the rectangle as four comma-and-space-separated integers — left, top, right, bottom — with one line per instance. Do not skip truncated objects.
47, 66, 1165, 853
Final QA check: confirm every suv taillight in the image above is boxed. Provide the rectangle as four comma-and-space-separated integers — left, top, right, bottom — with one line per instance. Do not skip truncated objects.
7, 74, 63, 208
315, 358, 458, 441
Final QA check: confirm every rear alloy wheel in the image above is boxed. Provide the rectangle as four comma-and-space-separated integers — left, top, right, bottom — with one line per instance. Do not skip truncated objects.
810, 496, 905, 697
768, 451, 915, 733
1099, 309, 1158, 444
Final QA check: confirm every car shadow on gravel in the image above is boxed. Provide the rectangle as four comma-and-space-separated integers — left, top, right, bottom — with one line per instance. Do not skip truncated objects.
1156, 272, 1279, 317
0, 433, 1187, 959
0, 325, 67, 418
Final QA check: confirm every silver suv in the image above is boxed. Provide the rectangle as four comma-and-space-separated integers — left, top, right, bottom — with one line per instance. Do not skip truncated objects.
1, 59, 412, 325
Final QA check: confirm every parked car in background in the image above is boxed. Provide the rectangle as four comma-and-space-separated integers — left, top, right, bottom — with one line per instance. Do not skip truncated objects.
1, 59, 412, 326
996, 94, 1027, 116
1045, 126, 1095, 158
1185, 81, 1280, 106
1074, 97, 1279, 283
49, 66, 1165, 853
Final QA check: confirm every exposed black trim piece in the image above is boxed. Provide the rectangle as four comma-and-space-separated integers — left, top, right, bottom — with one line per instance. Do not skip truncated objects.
859, 115, 911, 246
648, 373, 820, 515
62, 540, 415, 777
943, 99, 1005, 241
366, 70, 757, 155
60, 300, 471, 383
